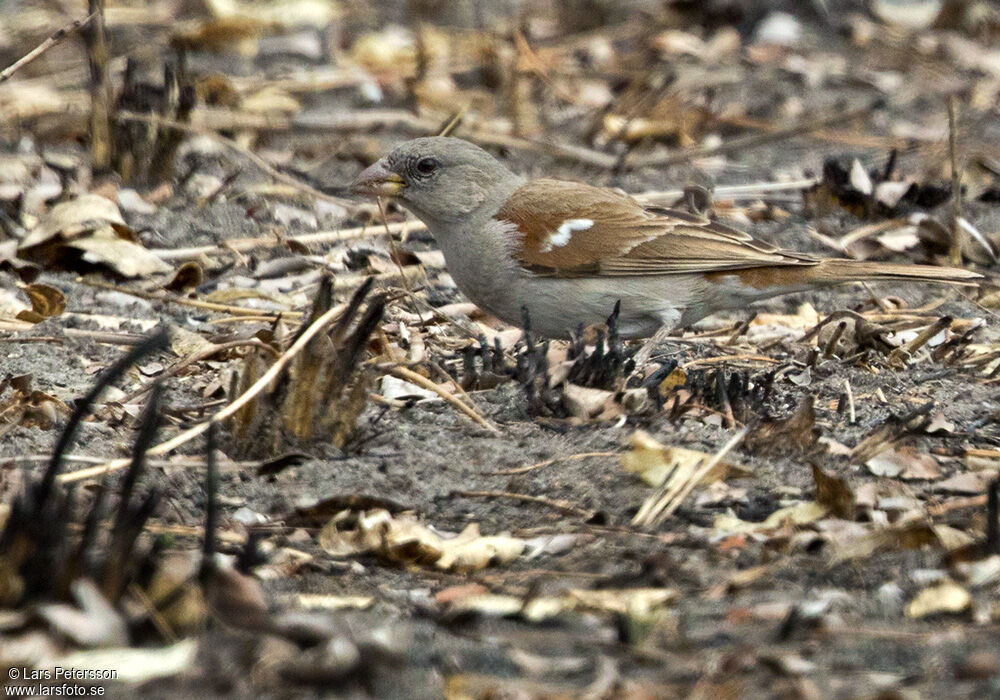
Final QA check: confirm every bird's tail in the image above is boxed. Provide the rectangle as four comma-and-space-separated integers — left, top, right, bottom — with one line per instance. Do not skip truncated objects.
807, 259, 982, 286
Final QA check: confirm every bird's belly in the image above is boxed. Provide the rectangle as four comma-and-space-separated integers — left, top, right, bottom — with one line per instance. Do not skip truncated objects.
474, 274, 690, 340
439, 236, 697, 339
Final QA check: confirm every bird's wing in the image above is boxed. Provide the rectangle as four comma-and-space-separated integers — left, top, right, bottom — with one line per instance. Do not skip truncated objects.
495, 179, 819, 277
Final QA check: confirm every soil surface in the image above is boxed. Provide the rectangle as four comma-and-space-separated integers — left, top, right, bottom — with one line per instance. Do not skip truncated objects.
2, 1, 1000, 698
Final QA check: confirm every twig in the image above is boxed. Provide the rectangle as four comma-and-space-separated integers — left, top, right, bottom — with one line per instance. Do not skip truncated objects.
947, 96, 964, 266
681, 354, 781, 369
0, 329, 156, 345
843, 378, 856, 424
78, 278, 301, 317
128, 582, 177, 643
988, 479, 999, 555
485, 451, 618, 476
0, 11, 97, 84
84, 0, 111, 171
388, 365, 499, 434
153, 219, 424, 262
926, 495, 988, 517
377, 197, 425, 324
58, 299, 352, 484
887, 316, 952, 367
838, 218, 908, 252
634, 179, 819, 204
450, 490, 594, 518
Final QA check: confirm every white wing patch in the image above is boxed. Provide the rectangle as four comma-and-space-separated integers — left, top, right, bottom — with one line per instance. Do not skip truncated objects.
541, 218, 594, 252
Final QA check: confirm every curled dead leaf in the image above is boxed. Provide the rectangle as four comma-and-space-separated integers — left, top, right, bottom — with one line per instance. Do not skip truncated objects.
829, 519, 973, 564
812, 464, 855, 519
22, 283, 65, 318
163, 261, 203, 292
318, 509, 525, 573
714, 501, 828, 536
18, 194, 171, 278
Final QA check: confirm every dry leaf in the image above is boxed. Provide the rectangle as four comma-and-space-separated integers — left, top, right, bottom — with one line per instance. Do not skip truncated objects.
866, 447, 940, 480
568, 588, 679, 616
443, 593, 570, 622
48, 640, 197, 684
935, 471, 991, 494
713, 501, 828, 535
167, 324, 218, 358
318, 510, 525, 573
747, 397, 818, 455
829, 519, 974, 564
562, 383, 618, 420
380, 375, 438, 401
871, 0, 944, 29
22, 284, 65, 319
812, 464, 855, 519
163, 262, 203, 292
19, 194, 128, 248
292, 594, 375, 610
18, 195, 171, 278
906, 580, 971, 619
242, 87, 302, 115
751, 303, 820, 332
71, 229, 173, 277
621, 430, 749, 487
442, 587, 678, 622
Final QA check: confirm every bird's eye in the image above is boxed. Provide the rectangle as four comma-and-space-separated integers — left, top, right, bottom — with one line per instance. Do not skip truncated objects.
415, 157, 440, 175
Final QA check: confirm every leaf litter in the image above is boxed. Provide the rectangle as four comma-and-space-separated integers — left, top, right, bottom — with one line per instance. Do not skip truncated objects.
2, 1, 1000, 697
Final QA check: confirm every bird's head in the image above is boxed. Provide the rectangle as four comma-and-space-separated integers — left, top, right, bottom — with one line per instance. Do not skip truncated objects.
350, 137, 519, 226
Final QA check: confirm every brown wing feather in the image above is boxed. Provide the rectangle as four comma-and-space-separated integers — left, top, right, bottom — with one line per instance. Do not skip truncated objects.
495, 179, 665, 270
495, 179, 819, 277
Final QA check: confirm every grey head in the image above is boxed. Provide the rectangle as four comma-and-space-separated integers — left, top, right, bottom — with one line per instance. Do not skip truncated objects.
350, 137, 522, 228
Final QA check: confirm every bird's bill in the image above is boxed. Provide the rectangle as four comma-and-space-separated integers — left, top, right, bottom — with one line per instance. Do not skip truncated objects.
349, 161, 405, 197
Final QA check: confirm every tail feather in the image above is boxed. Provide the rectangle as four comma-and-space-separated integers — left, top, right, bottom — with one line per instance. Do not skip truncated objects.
809, 259, 981, 286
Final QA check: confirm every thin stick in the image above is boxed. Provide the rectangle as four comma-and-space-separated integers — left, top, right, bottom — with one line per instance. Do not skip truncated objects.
887, 316, 952, 366
681, 355, 781, 369
0, 12, 97, 84
839, 218, 908, 251
128, 582, 177, 643
58, 299, 351, 484
450, 490, 594, 518
843, 378, 856, 424
634, 179, 820, 204
295, 110, 620, 169
633, 427, 749, 528
947, 96, 965, 266
84, 0, 112, 171
485, 451, 618, 476
377, 197, 425, 324
389, 365, 499, 434
78, 279, 301, 317
153, 219, 424, 262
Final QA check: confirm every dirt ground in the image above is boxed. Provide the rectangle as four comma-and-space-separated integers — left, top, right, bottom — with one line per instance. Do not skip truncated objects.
3, 1, 1000, 698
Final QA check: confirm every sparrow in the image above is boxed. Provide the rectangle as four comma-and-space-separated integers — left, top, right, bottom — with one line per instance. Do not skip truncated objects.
350, 137, 981, 339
